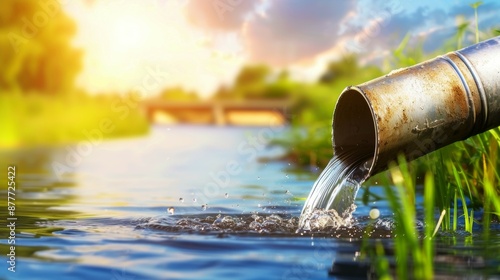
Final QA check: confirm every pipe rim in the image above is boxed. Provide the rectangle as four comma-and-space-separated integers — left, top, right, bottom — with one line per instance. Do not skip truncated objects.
333, 86, 378, 177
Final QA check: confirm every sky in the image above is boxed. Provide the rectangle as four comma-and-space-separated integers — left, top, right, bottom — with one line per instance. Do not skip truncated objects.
63, 0, 500, 97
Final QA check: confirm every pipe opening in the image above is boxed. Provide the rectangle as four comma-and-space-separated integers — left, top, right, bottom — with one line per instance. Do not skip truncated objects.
333, 87, 377, 174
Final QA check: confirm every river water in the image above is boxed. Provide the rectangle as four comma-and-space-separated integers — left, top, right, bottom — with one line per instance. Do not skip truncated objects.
1, 126, 500, 279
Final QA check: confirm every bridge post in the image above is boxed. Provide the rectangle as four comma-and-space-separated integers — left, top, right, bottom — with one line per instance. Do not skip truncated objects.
144, 106, 154, 123
213, 103, 226, 126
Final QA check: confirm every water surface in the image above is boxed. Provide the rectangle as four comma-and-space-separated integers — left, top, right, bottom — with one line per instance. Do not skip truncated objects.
1, 126, 499, 279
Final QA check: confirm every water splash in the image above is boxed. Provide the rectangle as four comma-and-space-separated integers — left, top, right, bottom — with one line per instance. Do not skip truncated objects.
299, 205, 356, 231
139, 213, 299, 235
299, 148, 373, 230
135, 212, 396, 238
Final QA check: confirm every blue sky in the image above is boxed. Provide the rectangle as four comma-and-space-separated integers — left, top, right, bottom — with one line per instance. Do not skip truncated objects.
65, 0, 500, 96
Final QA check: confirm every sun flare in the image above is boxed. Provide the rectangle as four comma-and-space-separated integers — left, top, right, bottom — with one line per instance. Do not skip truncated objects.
107, 15, 150, 53
66, 1, 244, 95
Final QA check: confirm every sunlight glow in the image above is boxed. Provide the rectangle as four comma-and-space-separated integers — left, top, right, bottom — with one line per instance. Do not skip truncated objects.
107, 14, 150, 54
65, 1, 243, 96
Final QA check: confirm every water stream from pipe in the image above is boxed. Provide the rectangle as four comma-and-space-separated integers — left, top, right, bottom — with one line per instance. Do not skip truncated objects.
299, 147, 373, 230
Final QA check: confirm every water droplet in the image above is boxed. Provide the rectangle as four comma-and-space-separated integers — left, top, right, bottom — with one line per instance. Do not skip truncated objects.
258, 204, 261, 208
179, 198, 184, 203
257, 176, 261, 180
201, 204, 207, 211
224, 193, 229, 198
369, 208, 380, 219
193, 198, 197, 203
168, 207, 175, 215
285, 174, 289, 179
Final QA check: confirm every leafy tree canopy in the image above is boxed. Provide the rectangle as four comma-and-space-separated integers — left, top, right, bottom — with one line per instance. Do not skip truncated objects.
0, 0, 82, 95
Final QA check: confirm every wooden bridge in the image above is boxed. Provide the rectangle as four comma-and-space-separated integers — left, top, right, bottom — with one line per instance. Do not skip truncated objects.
141, 99, 292, 126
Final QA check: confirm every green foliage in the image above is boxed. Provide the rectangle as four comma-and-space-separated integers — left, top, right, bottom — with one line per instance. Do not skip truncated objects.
470, 1, 483, 43
234, 65, 271, 87
319, 54, 359, 83
381, 157, 434, 279
270, 119, 332, 167
456, 20, 470, 49
368, 136, 500, 277
362, 157, 435, 279
0, 0, 82, 95
0, 92, 149, 148
391, 33, 423, 67
419, 129, 500, 231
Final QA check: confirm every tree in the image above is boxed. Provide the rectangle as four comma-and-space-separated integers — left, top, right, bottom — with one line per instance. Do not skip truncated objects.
213, 65, 273, 100
319, 54, 359, 84
234, 65, 270, 87
0, 0, 82, 95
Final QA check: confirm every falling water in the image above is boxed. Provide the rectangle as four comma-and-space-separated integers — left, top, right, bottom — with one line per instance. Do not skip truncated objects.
299, 147, 373, 231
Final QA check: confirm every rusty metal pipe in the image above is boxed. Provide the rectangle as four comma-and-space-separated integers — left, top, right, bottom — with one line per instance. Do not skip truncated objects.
333, 36, 500, 177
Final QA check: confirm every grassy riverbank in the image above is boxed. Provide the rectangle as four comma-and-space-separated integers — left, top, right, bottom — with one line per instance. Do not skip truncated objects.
0, 93, 149, 149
